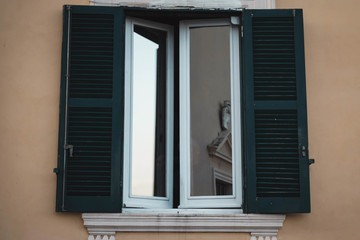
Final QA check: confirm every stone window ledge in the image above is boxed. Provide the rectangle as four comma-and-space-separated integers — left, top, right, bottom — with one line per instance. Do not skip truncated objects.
82, 213, 285, 240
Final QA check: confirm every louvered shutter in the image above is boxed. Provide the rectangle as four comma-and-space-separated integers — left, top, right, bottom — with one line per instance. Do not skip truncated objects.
55, 6, 124, 212
243, 9, 310, 213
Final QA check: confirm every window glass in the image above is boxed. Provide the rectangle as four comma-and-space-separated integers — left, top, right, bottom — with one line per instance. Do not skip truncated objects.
189, 26, 233, 196
131, 25, 167, 197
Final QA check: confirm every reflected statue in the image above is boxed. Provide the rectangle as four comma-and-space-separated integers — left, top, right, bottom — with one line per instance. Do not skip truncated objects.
221, 100, 231, 130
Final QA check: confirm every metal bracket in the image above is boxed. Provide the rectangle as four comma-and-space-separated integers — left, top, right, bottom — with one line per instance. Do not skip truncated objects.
309, 159, 315, 165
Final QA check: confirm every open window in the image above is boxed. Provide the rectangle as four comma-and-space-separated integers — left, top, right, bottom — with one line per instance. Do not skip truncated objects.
55, 6, 311, 214
179, 18, 242, 208
123, 16, 241, 210
123, 17, 174, 209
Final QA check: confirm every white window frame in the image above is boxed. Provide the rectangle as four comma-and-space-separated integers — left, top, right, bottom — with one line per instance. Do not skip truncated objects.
123, 17, 174, 209
179, 18, 242, 209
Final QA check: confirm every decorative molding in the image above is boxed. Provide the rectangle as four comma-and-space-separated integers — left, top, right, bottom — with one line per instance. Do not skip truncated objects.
83, 213, 285, 239
88, 235, 116, 240
250, 236, 278, 240
250, 234, 277, 240
207, 130, 232, 163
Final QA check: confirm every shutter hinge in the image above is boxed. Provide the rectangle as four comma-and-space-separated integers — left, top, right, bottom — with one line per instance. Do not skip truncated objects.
53, 168, 60, 175
293, 9, 296, 17
241, 25, 244, 38
309, 158, 315, 165
64, 144, 74, 157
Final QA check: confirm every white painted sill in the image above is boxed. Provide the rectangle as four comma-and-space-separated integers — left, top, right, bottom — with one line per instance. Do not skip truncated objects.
82, 212, 285, 240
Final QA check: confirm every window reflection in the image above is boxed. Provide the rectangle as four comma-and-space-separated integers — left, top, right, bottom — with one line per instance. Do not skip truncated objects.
131, 25, 167, 197
190, 26, 233, 196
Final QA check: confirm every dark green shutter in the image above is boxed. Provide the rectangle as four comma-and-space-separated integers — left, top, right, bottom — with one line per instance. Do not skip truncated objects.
55, 5, 124, 212
243, 9, 310, 213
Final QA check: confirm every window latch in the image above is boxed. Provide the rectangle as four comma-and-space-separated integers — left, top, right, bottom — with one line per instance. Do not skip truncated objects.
302, 145, 315, 165
301, 145, 307, 157
64, 144, 74, 157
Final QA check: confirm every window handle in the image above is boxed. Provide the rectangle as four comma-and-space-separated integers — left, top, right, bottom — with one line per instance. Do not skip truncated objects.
64, 144, 74, 157
54, 144, 74, 175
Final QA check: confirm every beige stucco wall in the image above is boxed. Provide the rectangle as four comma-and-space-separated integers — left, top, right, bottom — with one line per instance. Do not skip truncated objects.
0, 0, 89, 239
1, 0, 360, 239
276, 0, 360, 239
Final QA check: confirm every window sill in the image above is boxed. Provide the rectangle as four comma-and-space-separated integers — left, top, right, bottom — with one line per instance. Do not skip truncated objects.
82, 212, 285, 240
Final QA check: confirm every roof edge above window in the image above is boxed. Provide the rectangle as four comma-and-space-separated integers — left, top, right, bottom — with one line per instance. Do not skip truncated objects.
83, 213, 285, 239
90, 0, 276, 10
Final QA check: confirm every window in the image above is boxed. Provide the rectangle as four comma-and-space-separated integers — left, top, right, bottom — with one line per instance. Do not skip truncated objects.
123, 17, 241, 210
55, 6, 311, 214
123, 17, 174, 209
179, 18, 242, 208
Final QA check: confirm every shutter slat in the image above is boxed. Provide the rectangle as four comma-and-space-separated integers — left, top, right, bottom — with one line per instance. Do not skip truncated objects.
252, 16, 296, 101
254, 109, 300, 199
66, 107, 112, 197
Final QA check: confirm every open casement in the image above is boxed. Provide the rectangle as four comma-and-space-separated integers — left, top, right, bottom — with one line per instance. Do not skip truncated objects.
55, 5, 311, 214
243, 9, 310, 213
55, 6, 124, 212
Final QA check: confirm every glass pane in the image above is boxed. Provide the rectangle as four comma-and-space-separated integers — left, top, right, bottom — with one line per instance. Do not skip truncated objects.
131, 25, 167, 197
190, 26, 233, 196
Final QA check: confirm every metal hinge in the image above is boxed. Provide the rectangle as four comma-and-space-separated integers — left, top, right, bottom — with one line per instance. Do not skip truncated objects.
241, 25, 244, 38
